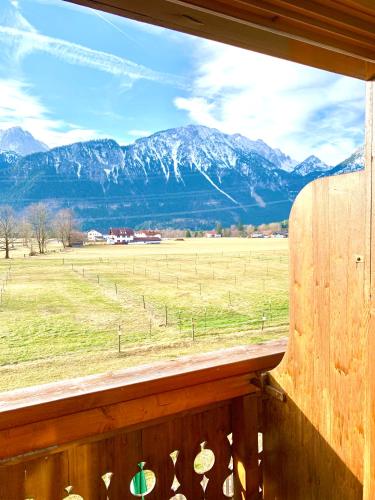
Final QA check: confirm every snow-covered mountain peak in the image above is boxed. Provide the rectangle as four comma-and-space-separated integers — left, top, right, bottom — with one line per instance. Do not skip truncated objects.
0, 127, 48, 156
293, 155, 330, 176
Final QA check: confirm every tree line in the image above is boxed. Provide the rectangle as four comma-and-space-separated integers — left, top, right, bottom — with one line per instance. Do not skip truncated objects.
0, 203, 82, 259
184, 220, 289, 238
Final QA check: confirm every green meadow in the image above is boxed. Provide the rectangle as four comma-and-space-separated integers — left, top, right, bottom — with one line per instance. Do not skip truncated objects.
0, 238, 288, 390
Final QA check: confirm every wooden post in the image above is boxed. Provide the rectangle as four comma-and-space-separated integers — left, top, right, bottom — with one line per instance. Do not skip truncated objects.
165, 305, 168, 326
364, 78, 375, 500
232, 394, 260, 499
115, 283, 118, 295
142, 295, 146, 309
191, 317, 195, 340
118, 325, 122, 354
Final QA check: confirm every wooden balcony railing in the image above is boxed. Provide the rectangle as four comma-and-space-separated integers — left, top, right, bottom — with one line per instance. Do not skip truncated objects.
0, 339, 285, 499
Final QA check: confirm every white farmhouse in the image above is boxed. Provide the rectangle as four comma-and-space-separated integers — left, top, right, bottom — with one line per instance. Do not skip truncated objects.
87, 229, 103, 242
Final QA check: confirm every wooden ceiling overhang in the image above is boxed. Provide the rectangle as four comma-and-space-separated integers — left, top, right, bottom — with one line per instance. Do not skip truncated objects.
65, 0, 375, 80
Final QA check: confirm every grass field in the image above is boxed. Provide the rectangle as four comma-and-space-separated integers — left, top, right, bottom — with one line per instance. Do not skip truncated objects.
0, 238, 289, 391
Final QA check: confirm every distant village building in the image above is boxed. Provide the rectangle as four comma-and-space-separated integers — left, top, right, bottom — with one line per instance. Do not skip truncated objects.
106, 227, 161, 245
87, 229, 103, 242
131, 236, 161, 245
135, 229, 162, 239
251, 232, 264, 238
107, 228, 134, 245
271, 232, 288, 238
205, 230, 222, 238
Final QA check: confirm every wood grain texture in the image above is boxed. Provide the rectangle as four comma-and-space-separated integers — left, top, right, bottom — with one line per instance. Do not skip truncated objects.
0, 341, 284, 464
263, 171, 367, 499
65, 0, 375, 79
0, 341, 285, 430
364, 78, 375, 500
232, 394, 261, 500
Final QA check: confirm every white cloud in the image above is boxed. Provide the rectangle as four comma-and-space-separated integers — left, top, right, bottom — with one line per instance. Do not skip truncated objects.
0, 25, 187, 89
0, 79, 100, 147
174, 40, 365, 164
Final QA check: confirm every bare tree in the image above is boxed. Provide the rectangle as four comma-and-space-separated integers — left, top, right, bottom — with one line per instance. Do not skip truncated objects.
0, 206, 17, 259
53, 209, 76, 248
27, 203, 50, 254
246, 224, 255, 237
18, 217, 33, 249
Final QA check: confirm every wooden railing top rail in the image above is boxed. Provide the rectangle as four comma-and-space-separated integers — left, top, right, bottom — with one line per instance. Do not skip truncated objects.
0, 339, 286, 464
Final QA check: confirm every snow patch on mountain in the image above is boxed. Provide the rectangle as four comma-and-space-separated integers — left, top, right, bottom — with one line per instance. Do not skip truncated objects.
328, 146, 365, 176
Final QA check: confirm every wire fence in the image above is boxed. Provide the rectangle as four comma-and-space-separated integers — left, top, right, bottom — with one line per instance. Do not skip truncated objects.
0, 249, 289, 356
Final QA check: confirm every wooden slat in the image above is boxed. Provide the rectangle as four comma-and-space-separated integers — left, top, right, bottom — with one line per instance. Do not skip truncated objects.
0, 402, 238, 499
65, 0, 375, 79
0, 340, 285, 431
232, 394, 260, 499
181, 0, 375, 58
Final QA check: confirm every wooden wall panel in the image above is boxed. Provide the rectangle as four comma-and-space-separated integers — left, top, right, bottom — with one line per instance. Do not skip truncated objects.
263, 171, 367, 499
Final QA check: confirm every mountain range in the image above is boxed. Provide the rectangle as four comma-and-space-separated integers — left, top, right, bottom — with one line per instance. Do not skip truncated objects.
0, 125, 365, 230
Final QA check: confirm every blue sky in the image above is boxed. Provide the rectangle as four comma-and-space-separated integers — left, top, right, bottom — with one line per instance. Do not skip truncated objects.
0, 0, 366, 164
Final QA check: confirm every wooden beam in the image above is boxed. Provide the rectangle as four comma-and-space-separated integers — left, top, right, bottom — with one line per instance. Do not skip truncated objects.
65, 0, 375, 79
0, 341, 285, 462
